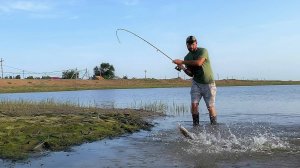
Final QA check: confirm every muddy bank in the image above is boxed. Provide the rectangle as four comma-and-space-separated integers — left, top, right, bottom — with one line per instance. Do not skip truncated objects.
0, 100, 164, 160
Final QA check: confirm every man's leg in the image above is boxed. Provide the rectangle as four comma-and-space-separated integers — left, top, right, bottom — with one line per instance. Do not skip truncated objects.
190, 80, 201, 126
191, 103, 199, 126
204, 83, 217, 125
208, 106, 217, 125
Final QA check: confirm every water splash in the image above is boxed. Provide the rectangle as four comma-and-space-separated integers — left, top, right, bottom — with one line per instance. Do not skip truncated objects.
184, 124, 290, 154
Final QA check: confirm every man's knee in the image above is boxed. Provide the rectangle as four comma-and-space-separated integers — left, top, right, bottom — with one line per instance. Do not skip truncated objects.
191, 103, 199, 113
207, 106, 215, 111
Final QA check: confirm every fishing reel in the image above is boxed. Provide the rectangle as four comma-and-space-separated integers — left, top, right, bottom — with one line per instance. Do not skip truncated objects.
175, 66, 182, 71
175, 65, 187, 72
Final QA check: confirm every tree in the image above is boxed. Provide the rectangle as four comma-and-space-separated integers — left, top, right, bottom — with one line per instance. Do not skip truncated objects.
15, 75, 21, 79
41, 76, 51, 79
93, 63, 115, 79
62, 69, 79, 79
93, 66, 100, 76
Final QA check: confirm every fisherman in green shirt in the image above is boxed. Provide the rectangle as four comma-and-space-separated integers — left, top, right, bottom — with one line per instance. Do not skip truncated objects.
173, 36, 217, 126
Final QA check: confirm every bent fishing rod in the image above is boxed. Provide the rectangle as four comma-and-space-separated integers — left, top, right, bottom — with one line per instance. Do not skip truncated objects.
116, 28, 182, 71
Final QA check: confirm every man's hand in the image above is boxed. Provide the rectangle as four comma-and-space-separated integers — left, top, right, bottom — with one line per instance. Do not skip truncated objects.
174, 64, 187, 72
173, 59, 183, 65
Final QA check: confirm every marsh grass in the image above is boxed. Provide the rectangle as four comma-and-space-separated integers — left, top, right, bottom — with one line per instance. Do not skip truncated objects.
0, 99, 81, 115
170, 102, 190, 116
130, 100, 190, 115
0, 100, 157, 160
130, 100, 167, 113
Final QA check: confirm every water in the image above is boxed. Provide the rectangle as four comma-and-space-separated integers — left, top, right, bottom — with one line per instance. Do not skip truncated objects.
0, 85, 300, 167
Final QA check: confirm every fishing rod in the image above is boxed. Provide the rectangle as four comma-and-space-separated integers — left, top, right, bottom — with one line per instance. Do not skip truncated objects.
116, 28, 181, 71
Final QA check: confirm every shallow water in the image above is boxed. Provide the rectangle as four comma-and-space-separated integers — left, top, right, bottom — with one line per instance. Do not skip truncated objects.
1, 85, 300, 167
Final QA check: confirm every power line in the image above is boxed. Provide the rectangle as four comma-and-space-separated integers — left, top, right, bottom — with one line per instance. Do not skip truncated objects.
2, 64, 88, 79
3, 64, 86, 75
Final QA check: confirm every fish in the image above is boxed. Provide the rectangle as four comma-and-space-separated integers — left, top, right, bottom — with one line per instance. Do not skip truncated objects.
178, 123, 194, 140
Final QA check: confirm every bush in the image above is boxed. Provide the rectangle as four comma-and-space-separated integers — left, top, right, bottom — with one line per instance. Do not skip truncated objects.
26, 76, 34, 79
93, 63, 115, 79
62, 69, 79, 79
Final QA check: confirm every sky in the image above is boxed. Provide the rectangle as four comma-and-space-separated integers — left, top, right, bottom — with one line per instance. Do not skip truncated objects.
0, 0, 299, 80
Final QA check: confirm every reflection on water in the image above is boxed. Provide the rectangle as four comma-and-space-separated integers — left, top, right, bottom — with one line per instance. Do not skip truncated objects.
0, 85, 300, 167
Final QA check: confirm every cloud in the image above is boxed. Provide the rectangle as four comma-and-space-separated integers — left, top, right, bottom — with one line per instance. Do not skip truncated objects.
122, 0, 139, 6
0, 0, 51, 13
0, 0, 82, 19
12, 1, 50, 11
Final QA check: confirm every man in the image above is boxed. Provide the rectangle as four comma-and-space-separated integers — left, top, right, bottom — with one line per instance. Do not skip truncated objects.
173, 36, 217, 126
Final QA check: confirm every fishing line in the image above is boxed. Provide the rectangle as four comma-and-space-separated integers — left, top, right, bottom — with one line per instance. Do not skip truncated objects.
116, 28, 173, 61
116, 28, 182, 71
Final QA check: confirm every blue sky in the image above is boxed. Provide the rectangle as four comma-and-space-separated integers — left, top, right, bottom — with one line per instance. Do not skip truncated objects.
0, 0, 299, 80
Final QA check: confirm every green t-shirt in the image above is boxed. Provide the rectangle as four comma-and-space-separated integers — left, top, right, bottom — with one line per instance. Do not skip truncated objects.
184, 48, 214, 84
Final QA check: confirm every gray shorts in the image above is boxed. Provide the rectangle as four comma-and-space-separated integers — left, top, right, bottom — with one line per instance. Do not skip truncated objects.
190, 80, 217, 108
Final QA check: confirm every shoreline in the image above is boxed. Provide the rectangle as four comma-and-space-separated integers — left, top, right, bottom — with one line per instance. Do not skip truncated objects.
0, 79, 299, 93
0, 100, 164, 160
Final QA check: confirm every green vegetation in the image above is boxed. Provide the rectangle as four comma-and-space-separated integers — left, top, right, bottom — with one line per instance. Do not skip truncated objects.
216, 79, 300, 86
62, 69, 79, 79
93, 62, 115, 79
0, 100, 159, 160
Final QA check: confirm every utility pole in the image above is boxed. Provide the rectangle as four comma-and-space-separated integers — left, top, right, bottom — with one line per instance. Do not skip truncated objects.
144, 70, 147, 79
75, 68, 78, 80
0, 58, 3, 79
81, 68, 88, 79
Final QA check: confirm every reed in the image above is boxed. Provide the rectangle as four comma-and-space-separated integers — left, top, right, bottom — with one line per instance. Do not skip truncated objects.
130, 100, 167, 113
130, 100, 190, 115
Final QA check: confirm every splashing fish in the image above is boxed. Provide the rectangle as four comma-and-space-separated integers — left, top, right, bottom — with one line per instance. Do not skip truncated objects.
178, 123, 194, 140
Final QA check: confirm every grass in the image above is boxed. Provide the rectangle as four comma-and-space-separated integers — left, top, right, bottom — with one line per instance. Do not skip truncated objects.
216, 79, 300, 86
130, 100, 168, 113
0, 100, 162, 160
130, 100, 190, 115
0, 79, 190, 93
0, 79, 299, 93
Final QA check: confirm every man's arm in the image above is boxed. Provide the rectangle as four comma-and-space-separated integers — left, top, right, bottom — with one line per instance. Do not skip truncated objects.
176, 64, 193, 77
173, 57, 206, 67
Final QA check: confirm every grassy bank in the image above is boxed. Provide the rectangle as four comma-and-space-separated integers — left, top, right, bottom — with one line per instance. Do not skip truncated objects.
0, 79, 299, 93
0, 100, 162, 160
216, 79, 300, 86
0, 79, 189, 93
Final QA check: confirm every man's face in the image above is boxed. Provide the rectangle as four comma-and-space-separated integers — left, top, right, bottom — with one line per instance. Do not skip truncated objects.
186, 41, 197, 52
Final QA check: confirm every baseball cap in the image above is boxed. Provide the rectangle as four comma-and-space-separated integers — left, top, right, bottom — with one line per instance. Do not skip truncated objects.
186, 36, 197, 44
